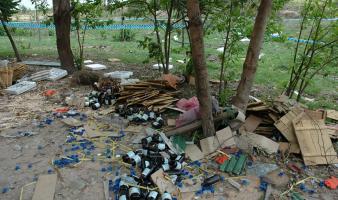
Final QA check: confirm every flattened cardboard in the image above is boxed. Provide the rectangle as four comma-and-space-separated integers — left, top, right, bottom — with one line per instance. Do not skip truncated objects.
151, 169, 178, 195
185, 144, 204, 161
245, 132, 279, 154
327, 109, 338, 121
242, 115, 263, 132
293, 119, 338, 165
215, 126, 236, 147
278, 142, 300, 154
32, 174, 57, 200
200, 136, 220, 155
304, 109, 326, 120
274, 107, 303, 153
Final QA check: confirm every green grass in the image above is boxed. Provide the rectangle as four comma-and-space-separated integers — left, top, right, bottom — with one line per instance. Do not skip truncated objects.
0, 19, 336, 110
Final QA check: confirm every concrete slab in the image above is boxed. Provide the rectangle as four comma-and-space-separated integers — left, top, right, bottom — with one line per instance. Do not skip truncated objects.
4, 81, 36, 95
85, 63, 107, 71
23, 60, 61, 67
47, 68, 68, 81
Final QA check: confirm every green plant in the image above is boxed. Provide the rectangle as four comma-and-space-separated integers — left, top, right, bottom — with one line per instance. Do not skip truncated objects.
71, 0, 104, 69
218, 88, 235, 107
19, 41, 31, 49
113, 29, 135, 41
0, 26, 5, 36
48, 29, 54, 36
100, 30, 107, 40
285, 0, 337, 101
138, 36, 162, 65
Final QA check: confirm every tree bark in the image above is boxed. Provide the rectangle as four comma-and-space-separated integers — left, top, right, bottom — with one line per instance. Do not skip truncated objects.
232, 0, 272, 112
53, 0, 75, 73
1, 20, 22, 62
186, 0, 215, 137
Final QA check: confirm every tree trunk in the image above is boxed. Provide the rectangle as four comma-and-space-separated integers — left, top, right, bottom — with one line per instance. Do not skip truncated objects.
1, 20, 22, 62
232, 0, 272, 112
186, 0, 215, 137
53, 0, 75, 73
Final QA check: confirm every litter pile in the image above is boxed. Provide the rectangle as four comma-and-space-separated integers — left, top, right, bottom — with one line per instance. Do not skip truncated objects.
240, 96, 337, 166
84, 78, 120, 109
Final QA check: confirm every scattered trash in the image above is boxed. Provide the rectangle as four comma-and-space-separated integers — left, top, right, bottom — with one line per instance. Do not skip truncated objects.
324, 176, 338, 189
247, 163, 278, 177
1, 131, 38, 138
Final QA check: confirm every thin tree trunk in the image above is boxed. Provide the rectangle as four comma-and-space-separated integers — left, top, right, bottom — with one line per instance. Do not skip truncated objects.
1, 20, 22, 62
163, 1, 173, 74
218, 0, 233, 99
53, 0, 75, 73
232, 0, 272, 112
187, 0, 215, 137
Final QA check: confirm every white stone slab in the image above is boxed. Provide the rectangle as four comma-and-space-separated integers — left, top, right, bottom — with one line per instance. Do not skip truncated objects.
85, 63, 107, 71
5, 81, 36, 95
152, 64, 173, 70
104, 71, 133, 79
84, 60, 93, 64
47, 68, 68, 81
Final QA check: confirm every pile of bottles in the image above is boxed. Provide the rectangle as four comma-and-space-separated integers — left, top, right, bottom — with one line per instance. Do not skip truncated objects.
118, 134, 185, 199
116, 105, 164, 129
85, 89, 116, 110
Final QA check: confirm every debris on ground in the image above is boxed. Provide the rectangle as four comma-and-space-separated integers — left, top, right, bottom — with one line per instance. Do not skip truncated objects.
0, 64, 337, 200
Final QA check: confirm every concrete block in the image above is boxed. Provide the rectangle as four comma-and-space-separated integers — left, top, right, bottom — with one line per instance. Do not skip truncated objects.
5, 81, 36, 95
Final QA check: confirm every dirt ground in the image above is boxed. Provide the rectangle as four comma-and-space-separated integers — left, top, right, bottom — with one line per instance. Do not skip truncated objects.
0, 63, 337, 200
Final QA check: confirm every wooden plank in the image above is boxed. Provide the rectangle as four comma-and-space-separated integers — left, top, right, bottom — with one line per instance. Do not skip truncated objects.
32, 174, 57, 200
165, 112, 232, 137
293, 119, 338, 166
246, 105, 270, 111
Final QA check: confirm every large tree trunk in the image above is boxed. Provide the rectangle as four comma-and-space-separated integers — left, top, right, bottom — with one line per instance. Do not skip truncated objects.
1, 20, 22, 62
53, 0, 75, 73
186, 0, 215, 137
232, 0, 272, 112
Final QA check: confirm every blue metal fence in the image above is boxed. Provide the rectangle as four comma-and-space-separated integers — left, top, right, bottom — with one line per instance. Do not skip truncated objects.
3, 21, 185, 30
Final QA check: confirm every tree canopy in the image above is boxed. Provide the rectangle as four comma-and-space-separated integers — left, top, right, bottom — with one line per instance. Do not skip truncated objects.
0, 0, 20, 21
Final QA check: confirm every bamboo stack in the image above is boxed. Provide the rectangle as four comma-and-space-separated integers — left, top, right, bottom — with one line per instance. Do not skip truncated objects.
10, 62, 27, 81
0, 66, 13, 88
117, 80, 179, 112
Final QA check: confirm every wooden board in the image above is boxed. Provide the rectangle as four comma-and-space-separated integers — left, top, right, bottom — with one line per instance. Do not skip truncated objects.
293, 119, 338, 166
32, 174, 57, 200
274, 107, 303, 153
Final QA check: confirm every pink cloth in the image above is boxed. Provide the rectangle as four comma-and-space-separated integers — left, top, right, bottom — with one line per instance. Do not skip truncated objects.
176, 96, 199, 111
175, 96, 200, 127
